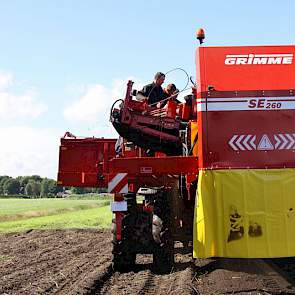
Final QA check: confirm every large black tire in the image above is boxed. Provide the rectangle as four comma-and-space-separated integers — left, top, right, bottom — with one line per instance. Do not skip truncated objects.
112, 219, 136, 272
112, 193, 137, 272
152, 190, 174, 273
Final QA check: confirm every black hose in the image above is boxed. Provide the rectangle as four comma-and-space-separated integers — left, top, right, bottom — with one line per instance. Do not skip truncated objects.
109, 99, 124, 121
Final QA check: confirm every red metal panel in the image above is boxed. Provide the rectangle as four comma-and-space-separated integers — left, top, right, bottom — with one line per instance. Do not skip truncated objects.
196, 45, 295, 169
196, 45, 295, 93
57, 137, 116, 187
109, 156, 198, 175
202, 110, 295, 169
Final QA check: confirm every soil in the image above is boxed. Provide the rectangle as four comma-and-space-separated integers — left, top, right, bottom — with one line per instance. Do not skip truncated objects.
0, 229, 294, 295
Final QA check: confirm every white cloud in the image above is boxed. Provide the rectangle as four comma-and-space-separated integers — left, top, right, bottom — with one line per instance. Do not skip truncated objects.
63, 77, 146, 128
64, 83, 87, 96
0, 72, 12, 90
0, 126, 60, 179
0, 72, 47, 121
63, 84, 110, 124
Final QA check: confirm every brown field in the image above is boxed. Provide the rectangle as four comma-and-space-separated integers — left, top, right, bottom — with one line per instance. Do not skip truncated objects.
0, 229, 294, 295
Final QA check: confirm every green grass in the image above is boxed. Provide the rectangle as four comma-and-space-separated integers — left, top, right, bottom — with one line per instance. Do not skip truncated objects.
0, 198, 113, 233
0, 206, 112, 233
0, 198, 110, 220
0, 255, 13, 261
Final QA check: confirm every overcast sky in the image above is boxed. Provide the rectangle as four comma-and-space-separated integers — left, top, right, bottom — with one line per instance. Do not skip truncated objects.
0, 0, 294, 179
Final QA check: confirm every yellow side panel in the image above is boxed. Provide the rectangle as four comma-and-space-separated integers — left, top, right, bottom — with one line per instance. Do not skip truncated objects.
193, 169, 295, 258
190, 120, 198, 156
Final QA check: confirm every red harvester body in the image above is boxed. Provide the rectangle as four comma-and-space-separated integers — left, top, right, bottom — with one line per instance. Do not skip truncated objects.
58, 42, 295, 271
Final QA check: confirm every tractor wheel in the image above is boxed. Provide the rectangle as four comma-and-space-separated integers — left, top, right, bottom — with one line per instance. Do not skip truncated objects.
112, 218, 136, 272
152, 190, 174, 273
111, 193, 137, 272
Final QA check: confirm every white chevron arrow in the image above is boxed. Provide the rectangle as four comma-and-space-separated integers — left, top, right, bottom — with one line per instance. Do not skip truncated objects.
228, 135, 239, 151
249, 135, 256, 150
274, 135, 281, 149
278, 134, 288, 149
236, 135, 245, 150
286, 134, 295, 149
243, 134, 252, 150
292, 134, 295, 149
228, 134, 257, 151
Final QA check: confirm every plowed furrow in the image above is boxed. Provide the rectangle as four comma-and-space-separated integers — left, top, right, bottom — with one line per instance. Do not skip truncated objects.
98, 252, 195, 295
0, 229, 111, 295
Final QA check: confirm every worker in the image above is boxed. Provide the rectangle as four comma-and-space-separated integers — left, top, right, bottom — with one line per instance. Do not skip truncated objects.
164, 84, 180, 103
136, 72, 166, 106
157, 84, 180, 108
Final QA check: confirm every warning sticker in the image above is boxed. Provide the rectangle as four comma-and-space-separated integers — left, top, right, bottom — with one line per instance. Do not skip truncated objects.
257, 134, 274, 150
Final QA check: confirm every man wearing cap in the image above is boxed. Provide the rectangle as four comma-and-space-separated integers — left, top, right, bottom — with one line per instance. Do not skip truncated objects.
136, 72, 166, 106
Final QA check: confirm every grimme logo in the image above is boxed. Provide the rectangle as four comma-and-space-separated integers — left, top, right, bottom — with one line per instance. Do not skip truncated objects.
225, 54, 293, 65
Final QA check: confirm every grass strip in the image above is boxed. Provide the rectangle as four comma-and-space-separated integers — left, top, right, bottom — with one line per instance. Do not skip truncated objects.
0, 206, 112, 233
0, 200, 110, 222
0, 255, 13, 261
0, 198, 110, 217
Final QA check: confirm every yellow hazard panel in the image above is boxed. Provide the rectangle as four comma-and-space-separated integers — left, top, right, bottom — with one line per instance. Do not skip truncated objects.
190, 120, 198, 156
193, 169, 295, 258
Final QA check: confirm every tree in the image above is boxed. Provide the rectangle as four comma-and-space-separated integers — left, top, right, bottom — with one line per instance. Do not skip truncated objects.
3, 179, 21, 195
16, 176, 30, 194
49, 180, 63, 195
25, 182, 33, 196
25, 180, 41, 197
17, 176, 31, 187
41, 178, 62, 197
31, 175, 42, 183
41, 178, 50, 197
0, 176, 11, 194
32, 181, 41, 197
71, 187, 86, 194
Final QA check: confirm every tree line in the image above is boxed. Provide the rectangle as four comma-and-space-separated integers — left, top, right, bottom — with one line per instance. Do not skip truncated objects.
0, 175, 63, 197
0, 175, 106, 198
